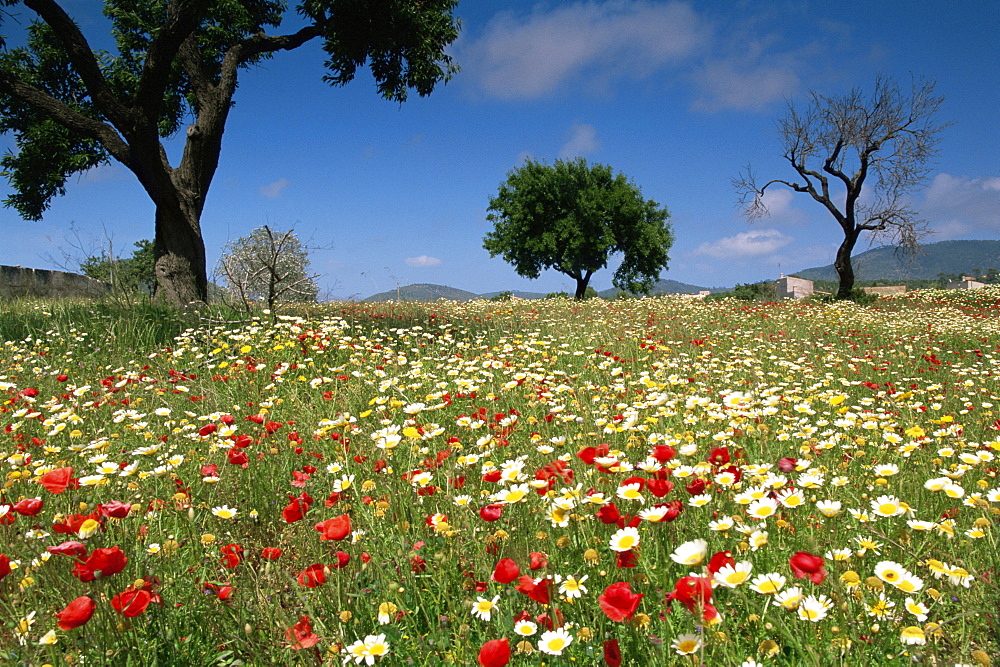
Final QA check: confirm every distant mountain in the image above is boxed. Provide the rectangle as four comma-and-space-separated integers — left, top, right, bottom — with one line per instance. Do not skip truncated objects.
363, 283, 479, 302
794, 240, 1000, 281
362, 279, 721, 302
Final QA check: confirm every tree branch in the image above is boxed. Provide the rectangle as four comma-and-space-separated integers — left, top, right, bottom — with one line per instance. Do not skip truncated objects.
135, 0, 206, 120
23, 0, 132, 130
0, 70, 132, 165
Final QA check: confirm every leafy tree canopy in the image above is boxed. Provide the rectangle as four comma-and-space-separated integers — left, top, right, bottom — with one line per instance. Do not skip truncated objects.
0, 0, 460, 305
80, 238, 155, 293
483, 158, 673, 299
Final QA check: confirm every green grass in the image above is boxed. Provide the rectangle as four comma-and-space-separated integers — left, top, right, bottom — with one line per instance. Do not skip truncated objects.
1, 290, 999, 665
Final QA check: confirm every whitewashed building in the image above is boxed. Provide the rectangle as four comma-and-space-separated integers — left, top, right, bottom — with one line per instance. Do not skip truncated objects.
776, 274, 814, 299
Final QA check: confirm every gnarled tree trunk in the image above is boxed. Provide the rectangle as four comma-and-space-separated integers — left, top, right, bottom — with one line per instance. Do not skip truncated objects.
153, 202, 207, 305
834, 230, 860, 299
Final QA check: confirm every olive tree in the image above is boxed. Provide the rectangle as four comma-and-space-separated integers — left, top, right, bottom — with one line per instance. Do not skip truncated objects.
483, 158, 673, 299
0, 0, 459, 306
734, 76, 948, 299
217, 225, 319, 314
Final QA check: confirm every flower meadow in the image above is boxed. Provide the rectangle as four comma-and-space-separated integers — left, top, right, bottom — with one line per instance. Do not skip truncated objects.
1, 291, 999, 666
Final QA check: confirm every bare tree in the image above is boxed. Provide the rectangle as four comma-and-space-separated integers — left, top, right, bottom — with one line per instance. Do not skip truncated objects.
735, 76, 949, 298
217, 226, 320, 320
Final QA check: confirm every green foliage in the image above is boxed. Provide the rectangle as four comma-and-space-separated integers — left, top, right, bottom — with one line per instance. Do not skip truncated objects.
80, 239, 155, 294
483, 157, 673, 299
708, 281, 778, 301
808, 288, 880, 306
0, 0, 461, 303
489, 291, 513, 302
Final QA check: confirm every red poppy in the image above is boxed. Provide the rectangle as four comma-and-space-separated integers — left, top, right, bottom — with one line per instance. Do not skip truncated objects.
12, 497, 43, 516
778, 457, 798, 472
111, 589, 152, 617
491, 558, 520, 584
534, 609, 564, 630
789, 551, 827, 584
202, 581, 233, 600
331, 551, 350, 568
598, 581, 643, 621
85, 546, 128, 577
286, 615, 320, 650
667, 575, 713, 614
615, 549, 639, 569
38, 466, 74, 494
707, 446, 731, 466
515, 575, 551, 604
0, 553, 10, 582
297, 563, 326, 587
650, 444, 676, 463
595, 503, 621, 525
52, 511, 102, 535
645, 478, 674, 498
479, 504, 504, 522
227, 448, 249, 467
707, 550, 735, 575
261, 547, 283, 561
282, 493, 313, 523
529, 551, 547, 570
220, 544, 243, 569
56, 596, 96, 630
198, 423, 217, 437
47, 541, 88, 557
315, 514, 351, 541
98, 500, 132, 519
478, 638, 510, 667
264, 420, 283, 434
603, 638, 622, 667
577, 443, 609, 464
685, 477, 707, 495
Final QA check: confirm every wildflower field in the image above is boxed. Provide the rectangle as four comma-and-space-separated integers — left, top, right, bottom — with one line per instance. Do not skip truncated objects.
1, 290, 999, 666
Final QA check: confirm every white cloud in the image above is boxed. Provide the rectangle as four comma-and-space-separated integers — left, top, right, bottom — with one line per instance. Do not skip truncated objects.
919, 173, 1000, 238
405, 255, 442, 268
260, 176, 292, 199
695, 228, 792, 259
559, 123, 599, 159
457, 1, 706, 99
260, 177, 290, 198
690, 61, 798, 112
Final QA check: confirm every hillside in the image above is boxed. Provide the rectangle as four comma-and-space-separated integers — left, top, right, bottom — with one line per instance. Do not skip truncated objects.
362, 283, 479, 302
363, 278, 718, 302
794, 240, 1000, 281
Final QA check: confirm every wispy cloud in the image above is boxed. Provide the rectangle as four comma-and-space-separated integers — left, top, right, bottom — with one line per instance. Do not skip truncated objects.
260, 177, 290, 198
559, 123, 600, 159
456, 1, 706, 99
405, 255, 442, 268
919, 173, 1000, 238
695, 228, 792, 259
689, 57, 799, 112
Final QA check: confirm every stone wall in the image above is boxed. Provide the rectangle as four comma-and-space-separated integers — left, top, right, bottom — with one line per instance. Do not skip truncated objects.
861, 286, 907, 295
0, 265, 110, 299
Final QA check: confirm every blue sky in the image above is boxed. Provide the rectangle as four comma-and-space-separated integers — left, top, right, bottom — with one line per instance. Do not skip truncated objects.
2, 0, 998, 298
